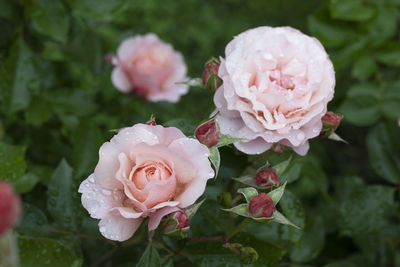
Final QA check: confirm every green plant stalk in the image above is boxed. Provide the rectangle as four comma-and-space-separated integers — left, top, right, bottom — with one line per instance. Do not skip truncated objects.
226, 218, 252, 240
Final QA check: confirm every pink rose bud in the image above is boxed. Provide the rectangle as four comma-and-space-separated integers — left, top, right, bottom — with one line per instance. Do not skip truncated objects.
248, 193, 275, 218
195, 119, 221, 147
255, 169, 280, 188
174, 211, 190, 229
162, 210, 190, 234
320, 111, 343, 137
202, 62, 222, 90
322, 112, 343, 128
146, 119, 156, 126
0, 182, 21, 236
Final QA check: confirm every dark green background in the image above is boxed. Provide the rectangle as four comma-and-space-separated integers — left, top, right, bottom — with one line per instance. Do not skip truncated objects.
0, 0, 399, 266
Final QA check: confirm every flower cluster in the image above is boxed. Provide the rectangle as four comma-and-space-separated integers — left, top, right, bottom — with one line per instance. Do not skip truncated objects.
80, 26, 338, 242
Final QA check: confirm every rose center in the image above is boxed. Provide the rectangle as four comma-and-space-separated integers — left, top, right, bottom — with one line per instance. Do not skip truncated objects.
130, 161, 172, 190
269, 70, 294, 90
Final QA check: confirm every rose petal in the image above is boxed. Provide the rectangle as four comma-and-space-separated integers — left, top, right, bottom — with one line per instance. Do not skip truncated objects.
79, 174, 124, 219
148, 206, 181, 231
98, 213, 142, 241
234, 137, 273, 155
111, 67, 132, 93
168, 138, 214, 207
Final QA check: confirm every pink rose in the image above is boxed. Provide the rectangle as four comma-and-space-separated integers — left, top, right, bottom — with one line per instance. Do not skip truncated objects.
111, 33, 189, 103
0, 182, 21, 236
78, 124, 214, 241
214, 26, 335, 155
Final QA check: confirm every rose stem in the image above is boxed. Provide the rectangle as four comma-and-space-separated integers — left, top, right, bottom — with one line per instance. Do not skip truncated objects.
226, 218, 252, 240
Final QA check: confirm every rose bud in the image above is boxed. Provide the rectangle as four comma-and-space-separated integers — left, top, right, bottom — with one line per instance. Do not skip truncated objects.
146, 119, 156, 126
202, 61, 222, 90
255, 169, 280, 188
248, 193, 275, 218
320, 111, 343, 137
161, 210, 190, 239
195, 119, 221, 147
0, 182, 21, 236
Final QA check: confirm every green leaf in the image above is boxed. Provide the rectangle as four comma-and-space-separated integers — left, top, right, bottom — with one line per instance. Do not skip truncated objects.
223, 204, 251, 218
329, 0, 375, 21
351, 55, 377, 79
237, 187, 258, 202
280, 161, 302, 184
0, 38, 36, 113
272, 156, 292, 176
68, 0, 127, 21
382, 82, 400, 120
209, 147, 220, 178
339, 83, 381, 126
267, 182, 287, 204
279, 190, 305, 243
164, 119, 198, 136
215, 134, 245, 148
363, 4, 397, 47
366, 124, 400, 184
72, 121, 104, 177
18, 236, 82, 267
272, 210, 301, 229
307, 15, 353, 48
233, 175, 256, 187
185, 198, 206, 219
136, 244, 161, 267
376, 42, 400, 66
28, 0, 70, 43
0, 143, 26, 182
15, 203, 49, 237
338, 184, 395, 236
289, 216, 325, 262
13, 173, 38, 193
328, 132, 348, 144
24, 96, 53, 126
47, 159, 81, 231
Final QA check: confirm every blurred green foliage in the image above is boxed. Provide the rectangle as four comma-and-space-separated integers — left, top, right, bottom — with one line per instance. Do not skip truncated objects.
0, 0, 399, 266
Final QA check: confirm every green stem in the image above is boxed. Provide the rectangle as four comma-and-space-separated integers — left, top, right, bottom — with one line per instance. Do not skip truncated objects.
226, 218, 251, 240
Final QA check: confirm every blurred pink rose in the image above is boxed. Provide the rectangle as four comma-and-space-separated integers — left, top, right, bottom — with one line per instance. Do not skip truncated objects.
111, 33, 189, 103
79, 124, 214, 241
214, 26, 335, 155
0, 182, 21, 236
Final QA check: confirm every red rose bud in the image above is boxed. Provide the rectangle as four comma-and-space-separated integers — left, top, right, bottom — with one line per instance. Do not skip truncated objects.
255, 169, 280, 188
174, 211, 190, 229
202, 62, 222, 90
162, 210, 190, 234
195, 119, 221, 147
146, 119, 156, 126
0, 182, 21, 236
322, 112, 343, 128
248, 193, 275, 218
320, 112, 343, 137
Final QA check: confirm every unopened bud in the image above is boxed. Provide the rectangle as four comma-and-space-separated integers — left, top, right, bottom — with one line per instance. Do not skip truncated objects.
202, 62, 222, 90
255, 169, 279, 188
195, 119, 221, 147
146, 119, 156, 126
239, 246, 259, 264
0, 182, 21, 236
162, 210, 190, 233
320, 112, 343, 137
174, 211, 190, 229
248, 193, 275, 218
218, 192, 232, 208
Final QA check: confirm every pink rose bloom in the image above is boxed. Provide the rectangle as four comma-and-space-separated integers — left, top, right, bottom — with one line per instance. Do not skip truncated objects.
79, 124, 214, 241
214, 26, 335, 155
111, 33, 189, 102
